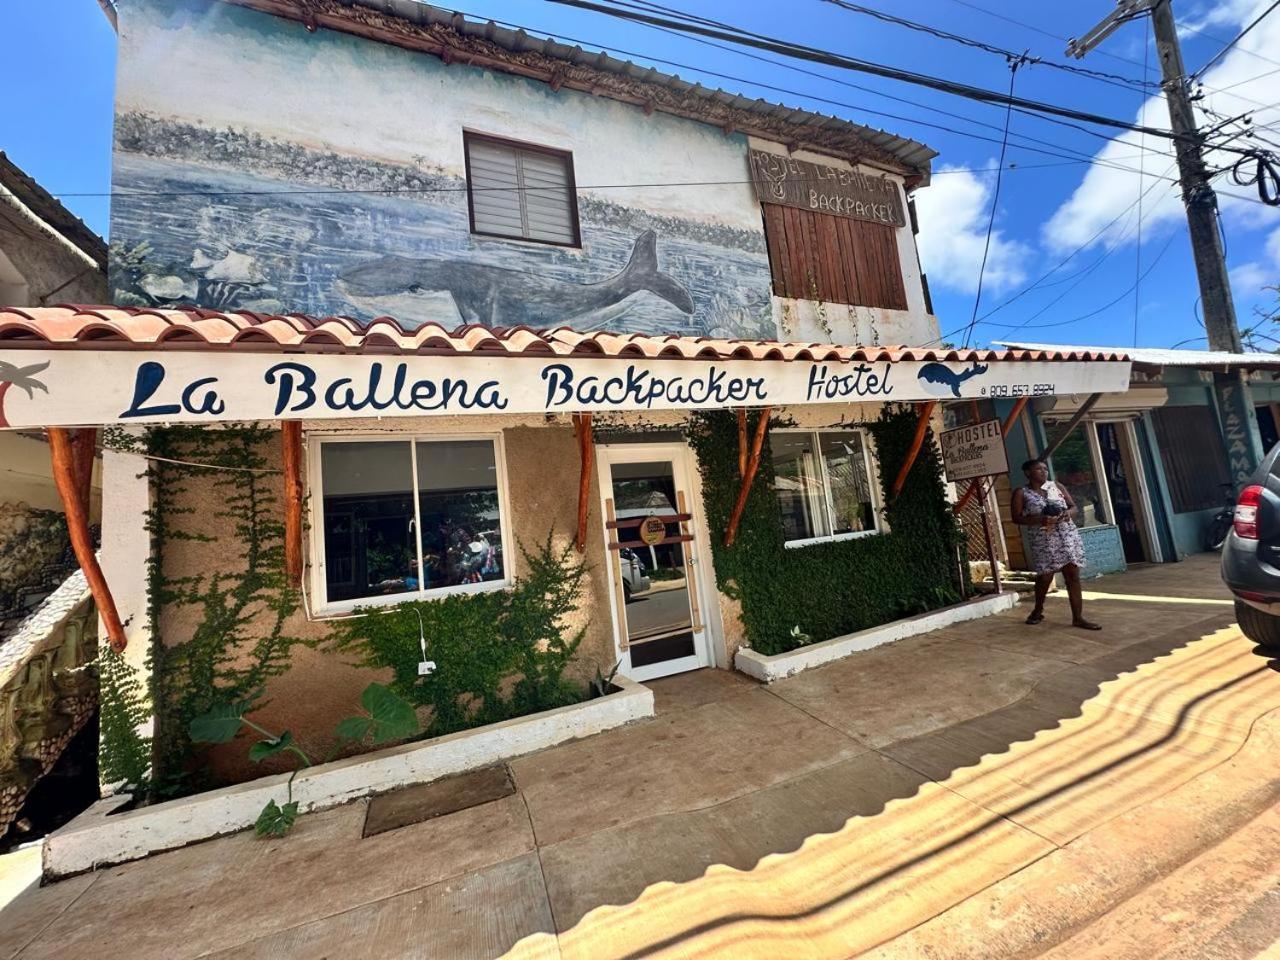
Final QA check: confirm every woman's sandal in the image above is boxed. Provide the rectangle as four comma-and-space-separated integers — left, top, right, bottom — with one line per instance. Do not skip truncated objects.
1026, 612, 1045, 625
1072, 620, 1103, 631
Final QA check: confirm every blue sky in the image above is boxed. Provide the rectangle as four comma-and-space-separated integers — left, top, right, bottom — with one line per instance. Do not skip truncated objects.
3, 0, 1278, 350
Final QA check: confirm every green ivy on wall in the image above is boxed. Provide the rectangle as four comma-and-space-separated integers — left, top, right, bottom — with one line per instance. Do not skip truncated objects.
145, 425, 309, 791
327, 534, 593, 738
686, 407, 965, 656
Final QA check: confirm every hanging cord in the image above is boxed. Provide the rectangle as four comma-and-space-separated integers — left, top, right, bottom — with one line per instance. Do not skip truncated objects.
963, 54, 1025, 349
1229, 150, 1280, 205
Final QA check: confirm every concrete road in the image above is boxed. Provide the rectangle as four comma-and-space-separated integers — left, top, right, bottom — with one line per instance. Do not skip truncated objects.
2, 554, 1277, 959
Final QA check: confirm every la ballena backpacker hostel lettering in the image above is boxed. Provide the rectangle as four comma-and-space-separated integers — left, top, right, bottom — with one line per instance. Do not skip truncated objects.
0, 351, 1132, 427
748, 149, 907, 227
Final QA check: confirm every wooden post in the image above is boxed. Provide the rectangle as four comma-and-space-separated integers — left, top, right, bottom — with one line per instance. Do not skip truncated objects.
977, 478, 1003, 594
71, 427, 97, 518
47, 427, 127, 653
736, 408, 748, 477
890, 400, 937, 501
724, 406, 771, 548
573, 413, 593, 553
953, 396, 1031, 515
1038, 392, 1103, 462
281, 421, 304, 585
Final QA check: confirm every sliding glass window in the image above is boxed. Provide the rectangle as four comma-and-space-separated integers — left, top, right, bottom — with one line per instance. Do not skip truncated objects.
316, 436, 508, 609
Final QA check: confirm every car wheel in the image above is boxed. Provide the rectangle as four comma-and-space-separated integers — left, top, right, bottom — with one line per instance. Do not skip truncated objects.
1234, 599, 1280, 650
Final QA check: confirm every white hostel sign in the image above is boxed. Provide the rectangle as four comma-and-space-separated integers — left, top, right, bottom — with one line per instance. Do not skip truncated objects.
0, 350, 1131, 428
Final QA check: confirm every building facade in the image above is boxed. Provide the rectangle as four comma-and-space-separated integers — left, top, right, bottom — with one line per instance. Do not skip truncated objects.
0, 0, 1132, 794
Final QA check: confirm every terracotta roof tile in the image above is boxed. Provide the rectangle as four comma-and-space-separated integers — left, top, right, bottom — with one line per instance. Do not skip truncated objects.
0, 306, 1132, 364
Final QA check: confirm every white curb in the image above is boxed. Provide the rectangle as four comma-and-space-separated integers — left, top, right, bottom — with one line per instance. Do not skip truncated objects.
735, 591, 1020, 683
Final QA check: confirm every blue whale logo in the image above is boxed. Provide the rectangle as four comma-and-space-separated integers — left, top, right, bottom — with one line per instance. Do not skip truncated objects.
917, 361, 989, 398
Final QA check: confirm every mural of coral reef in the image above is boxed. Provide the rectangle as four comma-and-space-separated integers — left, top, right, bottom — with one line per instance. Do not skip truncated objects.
109, 1, 774, 337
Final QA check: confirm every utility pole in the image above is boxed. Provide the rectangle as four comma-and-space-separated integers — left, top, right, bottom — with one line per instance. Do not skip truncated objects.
1069, 0, 1263, 486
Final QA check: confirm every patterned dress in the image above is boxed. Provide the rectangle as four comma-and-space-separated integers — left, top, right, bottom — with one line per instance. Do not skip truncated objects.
1021, 481, 1087, 574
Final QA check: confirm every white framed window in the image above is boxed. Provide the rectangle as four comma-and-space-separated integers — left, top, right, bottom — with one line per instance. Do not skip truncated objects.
464, 132, 580, 247
308, 433, 512, 613
772, 428, 881, 547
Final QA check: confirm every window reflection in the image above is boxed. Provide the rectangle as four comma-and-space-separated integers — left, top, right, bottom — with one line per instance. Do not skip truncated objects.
321, 441, 417, 602
1044, 422, 1106, 527
416, 440, 504, 588
773, 430, 878, 543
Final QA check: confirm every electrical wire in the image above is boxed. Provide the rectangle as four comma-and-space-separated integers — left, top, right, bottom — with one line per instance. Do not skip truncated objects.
818, 0, 1157, 92
963, 58, 1022, 349
545, 0, 1196, 144
1192, 0, 1280, 80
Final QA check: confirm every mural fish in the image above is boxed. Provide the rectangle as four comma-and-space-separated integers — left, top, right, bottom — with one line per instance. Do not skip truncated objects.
916, 361, 990, 398
336, 230, 695, 328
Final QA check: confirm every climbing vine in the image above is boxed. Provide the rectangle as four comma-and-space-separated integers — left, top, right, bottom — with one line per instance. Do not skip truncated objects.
686, 406, 965, 656
96, 649, 153, 789
327, 533, 593, 738
145, 425, 309, 792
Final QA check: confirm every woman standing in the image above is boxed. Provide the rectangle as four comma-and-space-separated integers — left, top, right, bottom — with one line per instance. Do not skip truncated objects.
1011, 458, 1101, 630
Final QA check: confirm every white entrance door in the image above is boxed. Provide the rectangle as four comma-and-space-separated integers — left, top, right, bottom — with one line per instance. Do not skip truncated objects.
597, 443, 712, 681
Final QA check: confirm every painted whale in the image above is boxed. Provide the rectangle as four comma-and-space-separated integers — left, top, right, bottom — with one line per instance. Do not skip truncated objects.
916, 361, 989, 398
336, 230, 695, 329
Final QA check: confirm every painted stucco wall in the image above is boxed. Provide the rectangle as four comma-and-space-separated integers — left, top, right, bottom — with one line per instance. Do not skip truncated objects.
151, 413, 616, 782
110, 0, 777, 338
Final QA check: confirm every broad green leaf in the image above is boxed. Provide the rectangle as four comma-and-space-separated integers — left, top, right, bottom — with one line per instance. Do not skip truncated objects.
188, 702, 247, 744
360, 683, 419, 744
333, 716, 373, 743
248, 730, 295, 763
254, 799, 299, 838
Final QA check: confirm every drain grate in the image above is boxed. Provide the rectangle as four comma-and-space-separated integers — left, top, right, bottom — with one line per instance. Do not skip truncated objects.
362, 764, 516, 838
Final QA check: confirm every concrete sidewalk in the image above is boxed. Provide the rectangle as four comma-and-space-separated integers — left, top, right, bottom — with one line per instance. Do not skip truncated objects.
2, 554, 1277, 959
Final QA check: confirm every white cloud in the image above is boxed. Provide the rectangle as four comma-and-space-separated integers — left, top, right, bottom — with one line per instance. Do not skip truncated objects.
1231, 226, 1280, 301
1044, 0, 1280, 255
913, 164, 1030, 294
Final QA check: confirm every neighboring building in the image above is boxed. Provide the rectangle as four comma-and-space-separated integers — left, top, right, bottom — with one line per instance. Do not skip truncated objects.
966, 343, 1280, 573
0, 153, 107, 632
0, 0, 1134, 796
0, 155, 107, 840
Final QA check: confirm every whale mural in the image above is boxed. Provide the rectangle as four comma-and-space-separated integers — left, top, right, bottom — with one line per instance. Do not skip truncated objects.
337, 231, 694, 328
108, 0, 776, 338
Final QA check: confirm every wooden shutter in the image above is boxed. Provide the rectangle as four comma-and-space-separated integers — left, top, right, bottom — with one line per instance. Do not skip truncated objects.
466, 134, 579, 246
760, 203, 907, 310
1151, 406, 1230, 512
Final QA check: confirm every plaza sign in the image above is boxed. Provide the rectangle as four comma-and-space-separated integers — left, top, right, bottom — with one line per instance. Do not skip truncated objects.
0, 350, 1131, 428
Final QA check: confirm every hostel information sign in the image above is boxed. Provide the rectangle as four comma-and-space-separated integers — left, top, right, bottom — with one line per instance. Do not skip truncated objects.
0, 350, 1131, 428
939, 419, 1010, 483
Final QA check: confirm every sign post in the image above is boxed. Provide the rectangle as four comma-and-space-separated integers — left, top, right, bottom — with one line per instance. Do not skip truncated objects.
939, 419, 1011, 596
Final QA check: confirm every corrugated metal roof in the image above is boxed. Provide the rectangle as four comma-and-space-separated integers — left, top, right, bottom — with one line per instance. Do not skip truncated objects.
0, 306, 1128, 363
255, 0, 938, 182
998, 341, 1280, 370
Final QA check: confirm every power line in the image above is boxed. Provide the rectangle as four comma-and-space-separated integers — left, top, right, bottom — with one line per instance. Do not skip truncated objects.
818, 0, 1157, 92
924, 159, 1181, 346
484, 9, 1192, 185
1192, 0, 1280, 80
963, 58, 1023, 349
1179, 19, 1280, 71
545, 0, 1197, 144
938, 0, 1274, 110
1134, 29, 1151, 348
